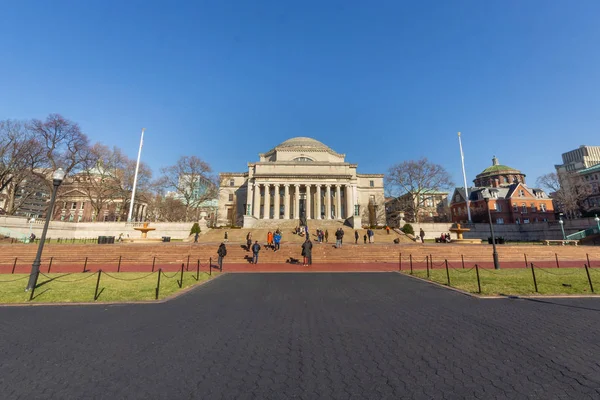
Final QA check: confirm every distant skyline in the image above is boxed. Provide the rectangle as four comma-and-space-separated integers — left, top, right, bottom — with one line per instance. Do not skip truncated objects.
2, 1, 600, 189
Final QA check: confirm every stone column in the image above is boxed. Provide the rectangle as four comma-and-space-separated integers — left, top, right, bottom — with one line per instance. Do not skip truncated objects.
294, 184, 300, 220
274, 184, 280, 220
253, 183, 261, 218
284, 184, 290, 219
306, 184, 312, 220
336, 184, 342, 219
264, 184, 271, 219
247, 182, 254, 215
346, 185, 353, 219
326, 185, 332, 219
316, 185, 322, 219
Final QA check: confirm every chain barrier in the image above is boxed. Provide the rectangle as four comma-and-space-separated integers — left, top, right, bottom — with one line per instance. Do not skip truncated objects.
449, 265, 476, 273
160, 270, 180, 279
102, 271, 156, 281
0, 275, 30, 283
39, 272, 99, 283
532, 266, 582, 276
478, 267, 523, 275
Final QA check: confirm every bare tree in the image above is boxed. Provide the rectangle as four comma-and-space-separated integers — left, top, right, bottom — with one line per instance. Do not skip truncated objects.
536, 172, 591, 217
385, 158, 454, 223
27, 114, 91, 194
158, 156, 216, 222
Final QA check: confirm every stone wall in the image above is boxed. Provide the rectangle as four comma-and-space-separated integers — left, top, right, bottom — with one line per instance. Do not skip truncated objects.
0, 216, 196, 240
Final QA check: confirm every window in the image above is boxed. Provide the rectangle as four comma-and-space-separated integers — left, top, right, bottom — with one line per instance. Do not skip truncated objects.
530, 203, 536, 212
513, 204, 518, 212
519, 190, 525, 197
369, 180, 374, 187
228, 194, 234, 201
80, 202, 85, 210
492, 202, 497, 211
523, 218, 530, 224
496, 218, 504, 224
293, 157, 313, 162
78, 215, 83, 222
455, 194, 460, 202
496, 203, 502, 212
69, 214, 74, 222
540, 203, 546, 212
229, 179, 235, 187
522, 203, 527, 213
71, 202, 77, 210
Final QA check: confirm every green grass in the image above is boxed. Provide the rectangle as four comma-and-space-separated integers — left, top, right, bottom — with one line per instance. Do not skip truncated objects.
0, 271, 215, 303
406, 266, 598, 296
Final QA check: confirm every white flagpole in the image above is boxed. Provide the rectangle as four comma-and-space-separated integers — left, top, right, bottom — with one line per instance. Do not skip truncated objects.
128, 128, 145, 222
458, 132, 472, 222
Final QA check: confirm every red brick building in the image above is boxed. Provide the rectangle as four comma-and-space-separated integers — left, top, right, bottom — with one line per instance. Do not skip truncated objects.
451, 157, 555, 224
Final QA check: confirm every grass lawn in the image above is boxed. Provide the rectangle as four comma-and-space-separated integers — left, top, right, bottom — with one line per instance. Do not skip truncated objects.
0, 271, 214, 303
407, 266, 599, 296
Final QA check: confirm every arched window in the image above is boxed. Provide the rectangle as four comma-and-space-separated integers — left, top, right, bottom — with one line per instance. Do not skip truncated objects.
293, 157, 313, 162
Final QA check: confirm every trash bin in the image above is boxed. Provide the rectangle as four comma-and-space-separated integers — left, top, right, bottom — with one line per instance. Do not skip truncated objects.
162, 236, 171, 243
107, 236, 115, 244
98, 236, 106, 244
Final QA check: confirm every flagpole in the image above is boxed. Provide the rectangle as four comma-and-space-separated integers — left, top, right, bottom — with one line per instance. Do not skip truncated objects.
128, 128, 145, 223
458, 132, 472, 222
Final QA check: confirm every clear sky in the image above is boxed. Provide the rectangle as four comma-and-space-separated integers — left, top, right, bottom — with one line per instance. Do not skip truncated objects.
2, 1, 600, 190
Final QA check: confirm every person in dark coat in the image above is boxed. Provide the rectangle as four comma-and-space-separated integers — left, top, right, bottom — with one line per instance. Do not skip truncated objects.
217, 242, 227, 269
246, 232, 252, 251
301, 238, 313, 266
354, 230, 359, 244
251, 241, 261, 264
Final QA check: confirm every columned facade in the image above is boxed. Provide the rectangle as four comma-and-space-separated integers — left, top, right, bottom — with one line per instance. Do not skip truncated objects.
218, 137, 385, 227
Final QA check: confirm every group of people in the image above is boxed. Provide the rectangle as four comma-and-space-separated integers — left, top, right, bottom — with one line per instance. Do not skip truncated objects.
266, 230, 282, 251
314, 229, 328, 243
437, 232, 452, 243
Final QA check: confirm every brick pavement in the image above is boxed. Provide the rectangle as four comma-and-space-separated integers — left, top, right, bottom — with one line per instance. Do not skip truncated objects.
1, 273, 599, 399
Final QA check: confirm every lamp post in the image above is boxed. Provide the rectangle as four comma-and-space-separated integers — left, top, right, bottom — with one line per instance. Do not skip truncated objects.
595, 214, 600, 232
26, 168, 65, 291
558, 214, 566, 240
484, 198, 500, 270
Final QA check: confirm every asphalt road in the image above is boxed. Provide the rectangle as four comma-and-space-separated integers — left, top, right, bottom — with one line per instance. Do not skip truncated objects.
1, 273, 599, 399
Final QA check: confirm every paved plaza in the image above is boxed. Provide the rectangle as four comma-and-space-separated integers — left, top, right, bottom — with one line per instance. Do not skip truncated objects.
1, 273, 599, 399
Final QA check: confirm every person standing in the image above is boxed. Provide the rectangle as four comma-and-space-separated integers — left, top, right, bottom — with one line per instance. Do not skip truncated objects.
386, 226, 390, 235
301, 238, 313, 266
419, 228, 426, 243
194, 232, 199, 243
251, 241, 261, 264
217, 242, 227, 269
267, 231, 273, 249
354, 230, 359, 244
335, 228, 342, 248
363, 234, 367, 244
325, 230, 329, 243
370, 229, 375, 244
224, 231, 228, 243
246, 232, 252, 251
274, 231, 281, 251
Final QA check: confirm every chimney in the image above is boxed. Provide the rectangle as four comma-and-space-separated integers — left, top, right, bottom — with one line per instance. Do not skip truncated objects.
492, 156, 499, 166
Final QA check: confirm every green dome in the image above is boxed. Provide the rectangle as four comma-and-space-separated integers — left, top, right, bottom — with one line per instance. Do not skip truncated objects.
480, 164, 519, 174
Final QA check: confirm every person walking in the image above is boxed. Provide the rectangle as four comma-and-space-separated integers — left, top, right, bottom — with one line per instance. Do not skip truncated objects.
419, 228, 426, 243
370, 229, 375, 244
251, 241, 261, 264
194, 232, 199, 243
246, 232, 252, 251
335, 228, 342, 248
363, 234, 367, 244
354, 230, 359, 244
301, 238, 313, 266
325, 230, 329, 243
274, 231, 281, 251
224, 231, 228, 243
217, 242, 227, 269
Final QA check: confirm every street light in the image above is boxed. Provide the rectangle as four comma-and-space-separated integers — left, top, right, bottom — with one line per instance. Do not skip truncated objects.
26, 168, 65, 292
558, 214, 566, 240
484, 198, 500, 270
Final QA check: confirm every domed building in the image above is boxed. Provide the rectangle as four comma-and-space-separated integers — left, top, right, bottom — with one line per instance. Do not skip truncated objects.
450, 156, 554, 225
218, 137, 385, 228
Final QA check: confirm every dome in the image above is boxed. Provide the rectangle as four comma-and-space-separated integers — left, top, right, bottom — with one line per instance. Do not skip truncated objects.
477, 156, 521, 176
276, 137, 331, 150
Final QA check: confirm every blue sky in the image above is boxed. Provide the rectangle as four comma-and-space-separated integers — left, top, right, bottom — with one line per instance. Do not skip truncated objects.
2, 1, 600, 190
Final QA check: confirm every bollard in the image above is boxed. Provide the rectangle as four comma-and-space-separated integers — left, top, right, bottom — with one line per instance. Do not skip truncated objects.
586, 253, 591, 269
12, 257, 17, 274
399, 253, 402, 272
155, 269, 162, 300
475, 264, 481, 294
118, 255, 122, 272
186, 255, 190, 271
209, 257, 212, 275
524, 254, 528, 268
48, 257, 53, 273
177, 263, 184, 288
196, 259, 200, 281
430, 254, 433, 269
83, 257, 88, 273
530, 263, 538, 293
555, 253, 560, 269
584, 264, 594, 293
409, 254, 413, 275
152, 256, 156, 272
29, 270, 40, 301
461, 254, 465, 269
445, 259, 450, 286
94, 270, 102, 300
426, 256, 430, 278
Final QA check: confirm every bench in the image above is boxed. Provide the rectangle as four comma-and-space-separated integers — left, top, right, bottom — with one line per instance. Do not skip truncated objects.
543, 240, 579, 246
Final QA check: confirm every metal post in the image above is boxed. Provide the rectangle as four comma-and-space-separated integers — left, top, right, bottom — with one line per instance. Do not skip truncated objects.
209, 258, 212, 275
155, 268, 162, 300
530, 263, 538, 293
83, 257, 88, 273
12, 257, 17, 274
399, 252, 402, 271
196, 259, 200, 281
426, 255, 430, 278
26, 171, 63, 291
430, 254, 433, 269
409, 254, 413, 275
524, 254, 528, 268
445, 259, 450, 286
475, 264, 481, 294
128, 128, 145, 222
177, 263, 184, 288
484, 198, 500, 269
94, 270, 102, 300
586, 253, 591, 269
152, 256, 156, 272
461, 254, 465, 269
458, 132, 472, 222
47, 257, 53, 273
555, 253, 560, 269
29, 271, 39, 300
584, 264, 594, 293
118, 255, 122, 272
187, 255, 190, 271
